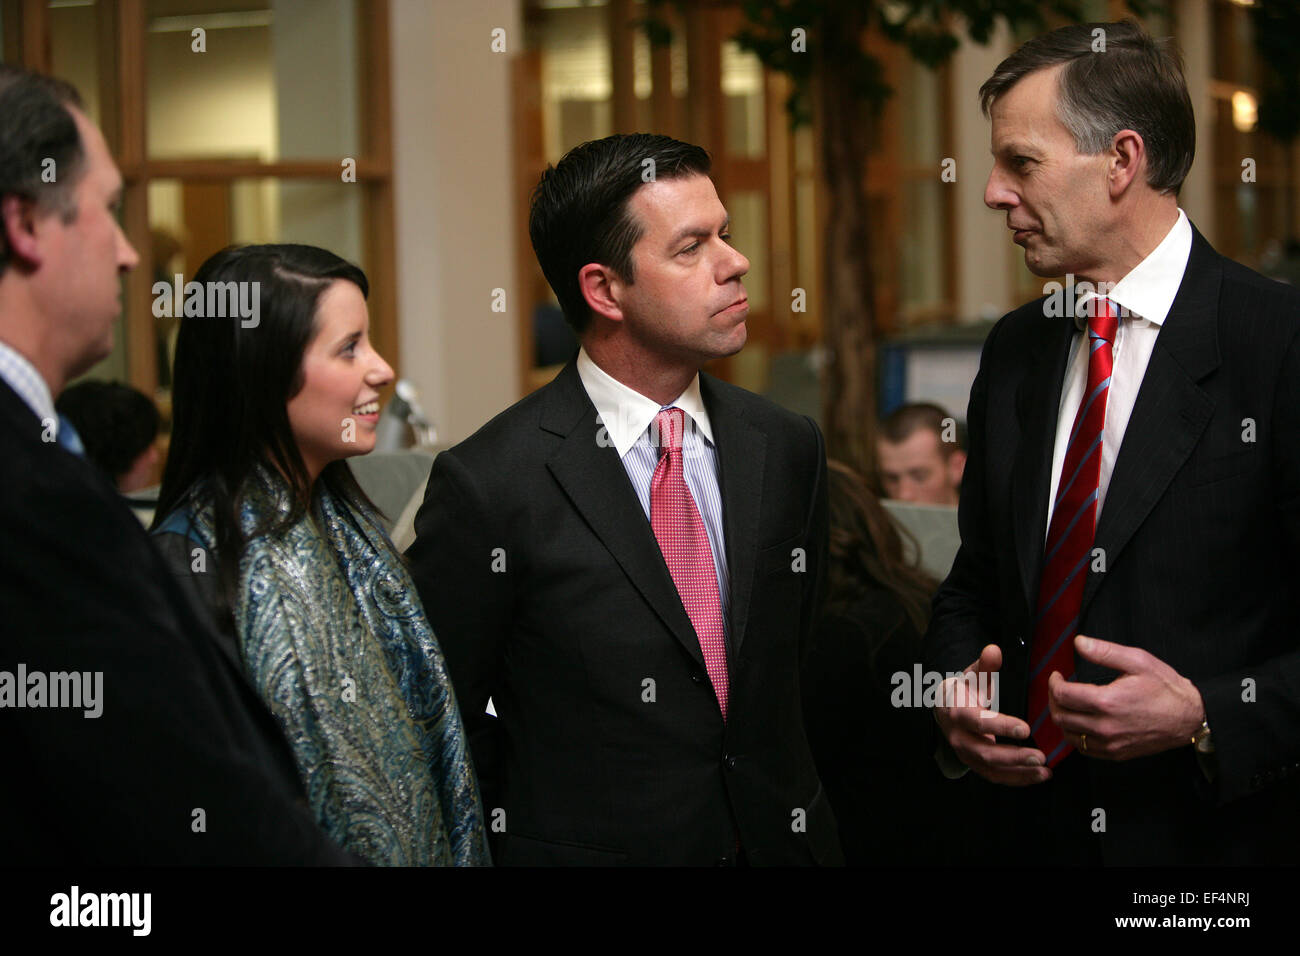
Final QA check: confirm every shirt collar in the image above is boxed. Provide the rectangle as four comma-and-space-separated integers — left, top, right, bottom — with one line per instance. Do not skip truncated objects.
1074, 207, 1192, 330
0, 338, 56, 427
576, 346, 714, 459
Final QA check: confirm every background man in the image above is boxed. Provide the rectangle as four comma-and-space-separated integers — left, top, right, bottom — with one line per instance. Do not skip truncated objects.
926, 21, 1300, 864
408, 133, 840, 865
0, 65, 350, 864
56, 380, 160, 493
877, 401, 966, 505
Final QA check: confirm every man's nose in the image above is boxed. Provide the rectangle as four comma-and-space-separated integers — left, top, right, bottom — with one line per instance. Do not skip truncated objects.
118, 230, 140, 271
984, 166, 1016, 211
723, 242, 749, 281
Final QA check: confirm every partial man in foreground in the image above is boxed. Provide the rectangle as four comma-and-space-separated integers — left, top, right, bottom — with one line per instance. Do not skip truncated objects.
0, 65, 351, 864
925, 21, 1300, 864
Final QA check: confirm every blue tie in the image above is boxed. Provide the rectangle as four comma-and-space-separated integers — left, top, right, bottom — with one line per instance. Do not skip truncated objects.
56, 414, 85, 457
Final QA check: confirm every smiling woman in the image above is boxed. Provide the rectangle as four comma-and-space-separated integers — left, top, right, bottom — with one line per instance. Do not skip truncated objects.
148, 243, 489, 866
285, 278, 394, 483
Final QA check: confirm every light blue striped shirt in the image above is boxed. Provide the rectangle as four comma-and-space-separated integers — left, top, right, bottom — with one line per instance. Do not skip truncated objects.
576, 348, 730, 630
0, 339, 57, 433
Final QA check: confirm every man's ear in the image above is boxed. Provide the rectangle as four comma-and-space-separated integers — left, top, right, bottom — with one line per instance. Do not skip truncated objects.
1108, 129, 1146, 198
947, 449, 967, 490
578, 262, 625, 324
1, 194, 45, 270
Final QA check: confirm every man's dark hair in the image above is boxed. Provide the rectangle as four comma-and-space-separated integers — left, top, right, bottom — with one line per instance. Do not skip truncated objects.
979, 20, 1194, 195
528, 133, 712, 335
0, 65, 86, 276
880, 402, 966, 457
56, 381, 159, 485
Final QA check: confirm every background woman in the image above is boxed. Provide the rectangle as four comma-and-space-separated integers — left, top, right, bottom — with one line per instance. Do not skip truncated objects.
802, 459, 993, 865
152, 244, 488, 866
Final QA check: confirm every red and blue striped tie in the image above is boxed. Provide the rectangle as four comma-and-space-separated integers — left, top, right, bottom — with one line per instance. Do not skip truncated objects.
1029, 297, 1119, 766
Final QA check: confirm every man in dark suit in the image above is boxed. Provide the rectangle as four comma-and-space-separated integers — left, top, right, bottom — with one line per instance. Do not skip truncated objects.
926, 21, 1300, 864
0, 65, 350, 864
407, 134, 840, 865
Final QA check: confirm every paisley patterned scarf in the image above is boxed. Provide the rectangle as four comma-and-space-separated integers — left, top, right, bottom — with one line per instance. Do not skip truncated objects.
182, 466, 489, 866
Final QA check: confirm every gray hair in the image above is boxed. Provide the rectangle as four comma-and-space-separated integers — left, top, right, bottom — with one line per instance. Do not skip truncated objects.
0, 66, 86, 275
979, 20, 1195, 195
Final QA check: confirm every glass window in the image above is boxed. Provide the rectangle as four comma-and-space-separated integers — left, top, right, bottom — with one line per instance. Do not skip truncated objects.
901, 180, 944, 317
50, 0, 104, 126
722, 40, 764, 159
897, 56, 948, 321
536, 1, 612, 162
145, 0, 363, 161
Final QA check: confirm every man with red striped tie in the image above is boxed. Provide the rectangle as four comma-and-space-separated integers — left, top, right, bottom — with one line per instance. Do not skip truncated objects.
926, 21, 1300, 864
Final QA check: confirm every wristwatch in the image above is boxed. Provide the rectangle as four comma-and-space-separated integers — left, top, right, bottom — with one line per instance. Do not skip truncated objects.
1191, 718, 1214, 755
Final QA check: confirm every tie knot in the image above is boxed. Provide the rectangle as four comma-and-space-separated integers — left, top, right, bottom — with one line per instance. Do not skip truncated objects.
1088, 296, 1119, 344
654, 407, 685, 457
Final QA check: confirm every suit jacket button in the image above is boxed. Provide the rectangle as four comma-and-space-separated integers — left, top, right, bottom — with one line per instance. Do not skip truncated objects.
725, 755, 737, 770
691, 674, 703, 683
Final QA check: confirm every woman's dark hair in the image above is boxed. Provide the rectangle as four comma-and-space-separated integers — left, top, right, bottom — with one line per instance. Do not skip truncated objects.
55, 380, 159, 484
825, 459, 939, 635
153, 243, 378, 601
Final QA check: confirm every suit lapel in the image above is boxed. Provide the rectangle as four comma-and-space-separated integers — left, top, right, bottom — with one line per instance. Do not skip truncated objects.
0, 377, 260, 679
542, 362, 707, 670
699, 373, 766, 654
1078, 229, 1221, 616
1012, 306, 1076, 616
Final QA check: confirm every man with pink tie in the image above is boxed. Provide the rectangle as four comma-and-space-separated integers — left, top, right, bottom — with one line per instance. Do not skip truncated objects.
407, 133, 840, 865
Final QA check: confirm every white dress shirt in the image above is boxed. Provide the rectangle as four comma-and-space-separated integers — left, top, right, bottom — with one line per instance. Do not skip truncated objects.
1045, 209, 1192, 533
0, 339, 57, 432
575, 347, 731, 627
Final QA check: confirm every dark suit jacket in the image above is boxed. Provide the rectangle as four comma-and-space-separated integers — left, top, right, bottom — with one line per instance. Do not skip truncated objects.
804, 589, 1000, 866
407, 359, 841, 865
925, 227, 1300, 864
0, 377, 351, 865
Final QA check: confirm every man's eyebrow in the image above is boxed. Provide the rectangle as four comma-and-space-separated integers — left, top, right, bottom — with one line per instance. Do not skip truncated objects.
666, 216, 730, 249
991, 142, 1038, 158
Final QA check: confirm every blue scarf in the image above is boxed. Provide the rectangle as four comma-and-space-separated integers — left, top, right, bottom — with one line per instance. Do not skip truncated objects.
176, 466, 489, 865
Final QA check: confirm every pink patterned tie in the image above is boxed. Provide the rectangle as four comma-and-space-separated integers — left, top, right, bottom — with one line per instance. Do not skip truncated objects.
650, 407, 728, 719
